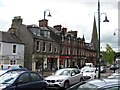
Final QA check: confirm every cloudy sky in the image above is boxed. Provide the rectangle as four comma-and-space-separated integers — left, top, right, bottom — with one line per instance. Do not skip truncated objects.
0, 0, 119, 51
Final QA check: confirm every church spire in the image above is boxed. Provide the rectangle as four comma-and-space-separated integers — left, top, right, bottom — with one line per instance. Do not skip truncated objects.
82, 34, 85, 41
91, 15, 98, 51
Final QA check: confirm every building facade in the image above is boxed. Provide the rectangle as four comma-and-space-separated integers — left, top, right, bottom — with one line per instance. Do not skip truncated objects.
8, 16, 97, 71
0, 31, 24, 66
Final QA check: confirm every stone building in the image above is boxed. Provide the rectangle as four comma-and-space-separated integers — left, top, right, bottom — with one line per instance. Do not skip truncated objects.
8, 16, 97, 71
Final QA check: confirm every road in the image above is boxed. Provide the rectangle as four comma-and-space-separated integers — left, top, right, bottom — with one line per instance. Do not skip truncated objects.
43, 67, 118, 90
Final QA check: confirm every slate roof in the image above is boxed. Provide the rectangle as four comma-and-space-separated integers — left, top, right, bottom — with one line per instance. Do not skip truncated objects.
27, 25, 56, 42
0, 31, 24, 44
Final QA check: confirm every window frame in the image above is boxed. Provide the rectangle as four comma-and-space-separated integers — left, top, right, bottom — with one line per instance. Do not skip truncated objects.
12, 44, 17, 54
36, 41, 40, 52
10, 60, 16, 65
43, 41, 46, 52
30, 72, 43, 82
55, 46, 57, 53
49, 43, 52, 52
17, 73, 30, 85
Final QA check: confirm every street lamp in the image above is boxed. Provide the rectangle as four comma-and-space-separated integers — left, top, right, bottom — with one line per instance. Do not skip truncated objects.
113, 29, 120, 69
98, 0, 109, 78
44, 9, 52, 20
41, 9, 52, 76
113, 29, 120, 35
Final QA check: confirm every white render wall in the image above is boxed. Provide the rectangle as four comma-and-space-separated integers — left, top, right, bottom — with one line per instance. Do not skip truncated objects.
0, 42, 24, 65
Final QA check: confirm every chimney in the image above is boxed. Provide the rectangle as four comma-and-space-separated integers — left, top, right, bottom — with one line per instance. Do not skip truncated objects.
62, 27, 67, 32
68, 31, 77, 37
39, 19, 48, 27
53, 25, 62, 31
12, 16, 22, 26
8, 24, 16, 34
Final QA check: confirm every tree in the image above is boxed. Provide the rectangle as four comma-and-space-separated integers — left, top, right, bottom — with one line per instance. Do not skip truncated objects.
102, 44, 115, 65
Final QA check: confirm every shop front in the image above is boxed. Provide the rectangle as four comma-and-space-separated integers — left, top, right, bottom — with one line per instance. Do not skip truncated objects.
59, 56, 72, 68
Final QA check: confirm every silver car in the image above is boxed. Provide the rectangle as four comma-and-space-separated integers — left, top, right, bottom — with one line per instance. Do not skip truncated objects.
45, 68, 83, 89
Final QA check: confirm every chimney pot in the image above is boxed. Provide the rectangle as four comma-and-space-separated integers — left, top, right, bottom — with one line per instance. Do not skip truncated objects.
39, 19, 48, 27
62, 27, 67, 32
53, 25, 62, 31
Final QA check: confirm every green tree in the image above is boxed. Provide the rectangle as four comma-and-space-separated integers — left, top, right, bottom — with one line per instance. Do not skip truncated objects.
102, 44, 115, 65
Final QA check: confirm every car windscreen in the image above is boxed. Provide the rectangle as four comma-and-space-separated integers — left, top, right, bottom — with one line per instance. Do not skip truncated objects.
0, 71, 19, 84
84, 68, 95, 73
54, 69, 71, 75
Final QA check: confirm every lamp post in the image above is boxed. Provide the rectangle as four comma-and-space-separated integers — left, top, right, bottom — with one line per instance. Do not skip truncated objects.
44, 9, 52, 20
41, 9, 52, 76
98, 0, 109, 78
113, 29, 120, 35
113, 29, 120, 73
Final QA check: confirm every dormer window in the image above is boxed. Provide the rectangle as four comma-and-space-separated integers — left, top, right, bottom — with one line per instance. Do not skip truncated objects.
44, 31, 47, 37
44, 30, 50, 38
37, 29, 40, 36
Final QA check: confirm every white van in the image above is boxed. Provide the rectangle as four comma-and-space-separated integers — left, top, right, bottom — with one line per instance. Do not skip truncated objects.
85, 63, 93, 67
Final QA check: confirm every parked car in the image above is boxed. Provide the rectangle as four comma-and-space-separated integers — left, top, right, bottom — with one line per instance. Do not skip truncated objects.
82, 67, 98, 80
0, 68, 28, 76
80, 66, 91, 73
67, 78, 120, 90
45, 68, 83, 89
0, 64, 25, 70
107, 72, 120, 79
0, 70, 47, 90
85, 63, 93, 67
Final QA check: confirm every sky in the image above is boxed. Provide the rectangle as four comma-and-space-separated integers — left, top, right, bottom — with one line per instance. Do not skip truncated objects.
0, 0, 119, 52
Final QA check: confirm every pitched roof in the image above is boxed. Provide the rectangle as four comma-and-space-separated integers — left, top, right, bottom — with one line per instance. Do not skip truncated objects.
0, 31, 24, 44
27, 25, 55, 42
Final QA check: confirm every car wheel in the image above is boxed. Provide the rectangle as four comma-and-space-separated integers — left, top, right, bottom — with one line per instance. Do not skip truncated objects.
64, 81, 69, 89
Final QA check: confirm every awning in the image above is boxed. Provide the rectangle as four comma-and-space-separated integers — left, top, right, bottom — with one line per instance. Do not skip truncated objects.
59, 56, 72, 59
